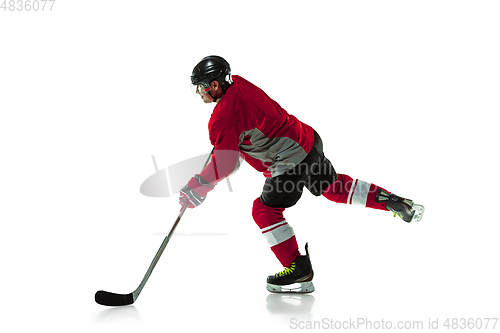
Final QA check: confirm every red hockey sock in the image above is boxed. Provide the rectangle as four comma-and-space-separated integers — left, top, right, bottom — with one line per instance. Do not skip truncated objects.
252, 198, 300, 267
322, 174, 389, 211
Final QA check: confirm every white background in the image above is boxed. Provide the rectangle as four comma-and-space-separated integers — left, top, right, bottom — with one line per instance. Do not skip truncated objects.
1, 0, 499, 332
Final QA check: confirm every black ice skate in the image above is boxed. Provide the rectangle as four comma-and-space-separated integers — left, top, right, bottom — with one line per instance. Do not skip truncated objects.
375, 189, 425, 222
266, 243, 314, 293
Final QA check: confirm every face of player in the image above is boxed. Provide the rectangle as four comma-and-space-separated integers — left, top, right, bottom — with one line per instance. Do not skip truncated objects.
198, 85, 214, 103
195, 80, 222, 103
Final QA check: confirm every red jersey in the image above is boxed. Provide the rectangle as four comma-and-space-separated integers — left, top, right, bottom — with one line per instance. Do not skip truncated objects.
200, 75, 314, 184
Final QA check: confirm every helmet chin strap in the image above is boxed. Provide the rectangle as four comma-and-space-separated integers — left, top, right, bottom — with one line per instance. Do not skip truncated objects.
208, 90, 225, 103
206, 81, 231, 102
208, 91, 217, 102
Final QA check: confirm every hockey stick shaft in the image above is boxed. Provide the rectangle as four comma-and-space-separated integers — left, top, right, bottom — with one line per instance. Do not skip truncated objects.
96, 149, 214, 306
132, 149, 214, 300
130, 202, 188, 301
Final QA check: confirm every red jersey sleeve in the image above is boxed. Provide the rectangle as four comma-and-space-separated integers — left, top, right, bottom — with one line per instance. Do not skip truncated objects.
199, 114, 241, 185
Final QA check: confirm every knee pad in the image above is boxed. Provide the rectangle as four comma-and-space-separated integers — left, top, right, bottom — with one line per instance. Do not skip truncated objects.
252, 198, 286, 226
306, 156, 337, 196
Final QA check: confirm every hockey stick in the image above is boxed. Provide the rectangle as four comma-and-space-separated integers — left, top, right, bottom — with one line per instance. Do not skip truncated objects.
95, 149, 214, 306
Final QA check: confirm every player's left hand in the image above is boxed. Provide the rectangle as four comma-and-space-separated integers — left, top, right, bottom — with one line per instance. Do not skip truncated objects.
179, 184, 206, 208
179, 174, 215, 209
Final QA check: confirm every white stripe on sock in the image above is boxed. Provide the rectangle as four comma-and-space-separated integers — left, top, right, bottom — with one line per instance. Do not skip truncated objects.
260, 220, 287, 233
347, 179, 357, 205
351, 180, 371, 207
262, 222, 295, 247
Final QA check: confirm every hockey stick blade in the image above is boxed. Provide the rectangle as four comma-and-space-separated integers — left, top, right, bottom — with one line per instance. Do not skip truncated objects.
95, 290, 134, 306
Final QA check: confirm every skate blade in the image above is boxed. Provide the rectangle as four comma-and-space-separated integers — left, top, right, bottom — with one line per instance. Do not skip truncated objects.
266, 281, 315, 293
412, 204, 425, 222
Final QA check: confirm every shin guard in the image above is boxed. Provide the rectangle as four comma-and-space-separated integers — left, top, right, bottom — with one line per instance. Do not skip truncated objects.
252, 198, 300, 267
322, 174, 389, 211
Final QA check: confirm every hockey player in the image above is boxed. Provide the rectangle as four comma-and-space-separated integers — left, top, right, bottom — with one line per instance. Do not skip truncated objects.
180, 56, 424, 293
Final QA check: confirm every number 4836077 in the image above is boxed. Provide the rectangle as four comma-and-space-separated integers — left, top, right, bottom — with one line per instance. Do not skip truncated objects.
1, 0, 56, 11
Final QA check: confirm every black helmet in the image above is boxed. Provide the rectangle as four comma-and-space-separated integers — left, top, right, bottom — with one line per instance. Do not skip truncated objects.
191, 56, 233, 93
